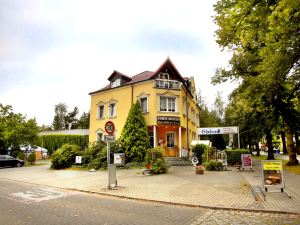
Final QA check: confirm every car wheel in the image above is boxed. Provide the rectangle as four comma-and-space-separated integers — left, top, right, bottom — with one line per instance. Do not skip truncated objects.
16, 162, 22, 167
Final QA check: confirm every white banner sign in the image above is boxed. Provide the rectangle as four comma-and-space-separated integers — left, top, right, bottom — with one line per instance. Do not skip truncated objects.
198, 127, 238, 135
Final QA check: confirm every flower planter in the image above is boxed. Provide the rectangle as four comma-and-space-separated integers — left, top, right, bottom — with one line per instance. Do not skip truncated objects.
195, 166, 204, 175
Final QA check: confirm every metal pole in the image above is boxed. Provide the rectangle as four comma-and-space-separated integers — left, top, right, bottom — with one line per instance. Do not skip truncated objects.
107, 141, 110, 189
238, 126, 241, 149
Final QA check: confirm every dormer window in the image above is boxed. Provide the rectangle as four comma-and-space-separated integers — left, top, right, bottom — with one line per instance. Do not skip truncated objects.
111, 79, 121, 88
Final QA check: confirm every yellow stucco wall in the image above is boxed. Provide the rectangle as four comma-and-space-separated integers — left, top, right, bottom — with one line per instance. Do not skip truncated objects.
89, 79, 200, 151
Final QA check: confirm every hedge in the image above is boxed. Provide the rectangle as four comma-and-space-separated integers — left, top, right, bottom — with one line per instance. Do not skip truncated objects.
37, 135, 89, 155
225, 149, 250, 165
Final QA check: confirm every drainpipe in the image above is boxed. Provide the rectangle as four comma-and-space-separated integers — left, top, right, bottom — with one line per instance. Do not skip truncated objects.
131, 84, 134, 105
186, 90, 190, 159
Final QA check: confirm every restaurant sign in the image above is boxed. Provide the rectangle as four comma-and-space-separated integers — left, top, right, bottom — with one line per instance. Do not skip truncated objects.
157, 116, 180, 125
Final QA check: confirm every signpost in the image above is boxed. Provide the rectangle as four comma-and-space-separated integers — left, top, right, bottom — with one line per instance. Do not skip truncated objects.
104, 121, 117, 189
261, 160, 284, 192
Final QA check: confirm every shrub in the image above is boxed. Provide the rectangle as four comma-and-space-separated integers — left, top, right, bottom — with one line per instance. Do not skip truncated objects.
18, 152, 25, 160
81, 141, 123, 170
204, 161, 223, 171
192, 144, 207, 165
51, 144, 82, 169
12, 151, 19, 158
27, 152, 36, 165
145, 147, 169, 174
225, 149, 250, 165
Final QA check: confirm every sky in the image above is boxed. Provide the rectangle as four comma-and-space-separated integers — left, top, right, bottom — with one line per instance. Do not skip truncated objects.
0, 0, 236, 126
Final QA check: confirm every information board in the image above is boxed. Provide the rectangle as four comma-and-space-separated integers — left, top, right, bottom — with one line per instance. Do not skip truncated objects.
261, 160, 284, 191
241, 154, 252, 170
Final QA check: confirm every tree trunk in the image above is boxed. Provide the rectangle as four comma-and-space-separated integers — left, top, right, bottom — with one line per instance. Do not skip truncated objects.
285, 125, 299, 166
281, 131, 287, 154
266, 130, 274, 160
255, 142, 260, 156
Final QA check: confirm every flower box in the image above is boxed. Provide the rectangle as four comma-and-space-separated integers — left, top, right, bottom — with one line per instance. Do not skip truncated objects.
195, 166, 204, 175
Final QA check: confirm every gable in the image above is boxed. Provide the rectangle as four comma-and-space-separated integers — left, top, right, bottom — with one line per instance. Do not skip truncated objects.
151, 58, 185, 83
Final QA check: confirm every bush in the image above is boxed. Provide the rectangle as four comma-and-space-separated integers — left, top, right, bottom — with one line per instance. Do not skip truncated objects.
27, 152, 36, 165
12, 151, 19, 158
81, 141, 123, 170
18, 152, 25, 160
192, 144, 207, 165
51, 144, 82, 169
204, 161, 223, 171
225, 149, 250, 165
145, 147, 169, 174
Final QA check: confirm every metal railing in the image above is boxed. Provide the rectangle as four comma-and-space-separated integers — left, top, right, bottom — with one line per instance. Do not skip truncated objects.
155, 79, 181, 89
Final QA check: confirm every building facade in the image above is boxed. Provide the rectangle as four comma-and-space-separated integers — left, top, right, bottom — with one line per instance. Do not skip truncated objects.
89, 58, 200, 157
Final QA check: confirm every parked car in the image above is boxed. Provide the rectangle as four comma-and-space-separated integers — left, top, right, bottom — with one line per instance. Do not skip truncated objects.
0, 155, 24, 168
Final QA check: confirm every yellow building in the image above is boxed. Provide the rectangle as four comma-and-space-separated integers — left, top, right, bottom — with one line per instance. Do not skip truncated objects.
89, 58, 200, 157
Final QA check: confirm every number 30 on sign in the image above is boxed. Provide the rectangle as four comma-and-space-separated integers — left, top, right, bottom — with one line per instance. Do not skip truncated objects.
105, 121, 115, 135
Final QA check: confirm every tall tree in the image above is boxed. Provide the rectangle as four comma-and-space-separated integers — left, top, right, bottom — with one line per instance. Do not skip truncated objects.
119, 101, 151, 162
213, 0, 300, 165
52, 103, 67, 130
77, 112, 90, 129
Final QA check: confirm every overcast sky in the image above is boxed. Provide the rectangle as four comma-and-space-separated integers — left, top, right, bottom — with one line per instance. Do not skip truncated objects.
0, 0, 236, 126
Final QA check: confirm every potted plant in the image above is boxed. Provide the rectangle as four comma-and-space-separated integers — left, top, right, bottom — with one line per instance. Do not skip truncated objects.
195, 165, 204, 174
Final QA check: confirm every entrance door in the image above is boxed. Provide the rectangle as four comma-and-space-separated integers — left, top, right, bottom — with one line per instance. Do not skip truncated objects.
166, 132, 175, 148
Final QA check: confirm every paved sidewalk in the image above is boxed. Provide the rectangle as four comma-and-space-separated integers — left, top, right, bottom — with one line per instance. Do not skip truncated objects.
0, 159, 299, 214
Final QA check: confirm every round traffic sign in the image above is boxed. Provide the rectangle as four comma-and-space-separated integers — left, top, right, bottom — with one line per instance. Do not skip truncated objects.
105, 121, 115, 134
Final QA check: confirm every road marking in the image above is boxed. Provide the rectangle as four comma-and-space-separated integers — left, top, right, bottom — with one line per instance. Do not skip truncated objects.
9, 188, 75, 204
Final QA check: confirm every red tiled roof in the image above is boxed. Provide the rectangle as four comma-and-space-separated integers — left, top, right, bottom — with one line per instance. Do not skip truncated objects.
89, 71, 154, 94
89, 58, 186, 95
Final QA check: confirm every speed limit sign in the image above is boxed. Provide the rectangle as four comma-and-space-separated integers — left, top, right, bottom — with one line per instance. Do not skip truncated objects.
105, 121, 115, 135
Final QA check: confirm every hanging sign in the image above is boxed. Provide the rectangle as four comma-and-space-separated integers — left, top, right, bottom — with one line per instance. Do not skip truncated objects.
199, 127, 238, 135
157, 116, 180, 125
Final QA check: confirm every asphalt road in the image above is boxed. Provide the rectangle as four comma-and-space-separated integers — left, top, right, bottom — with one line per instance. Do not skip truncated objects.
0, 179, 204, 225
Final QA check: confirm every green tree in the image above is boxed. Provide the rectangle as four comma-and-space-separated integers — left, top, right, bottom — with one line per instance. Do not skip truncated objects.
52, 103, 67, 130
65, 107, 79, 129
77, 112, 90, 129
119, 101, 151, 162
0, 103, 39, 153
213, 0, 300, 164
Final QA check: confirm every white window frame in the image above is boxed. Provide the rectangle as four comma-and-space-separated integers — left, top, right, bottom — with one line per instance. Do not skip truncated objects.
159, 96, 178, 112
139, 97, 148, 113
111, 78, 121, 88
97, 105, 105, 119
108, 103, 116, 117
166, 132, 176, 148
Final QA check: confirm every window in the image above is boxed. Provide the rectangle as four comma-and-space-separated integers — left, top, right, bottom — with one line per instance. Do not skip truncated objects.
111, 79, 121, 88
109, 103, 116, 117
97, 133, 103, 142
98, 105, 104, 119
139, 97, 148, 113
160, 97, 176, 112
166, 132, 175, 148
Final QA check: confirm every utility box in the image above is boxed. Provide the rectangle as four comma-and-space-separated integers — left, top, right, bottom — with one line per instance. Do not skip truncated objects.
114, 153, 125, 166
